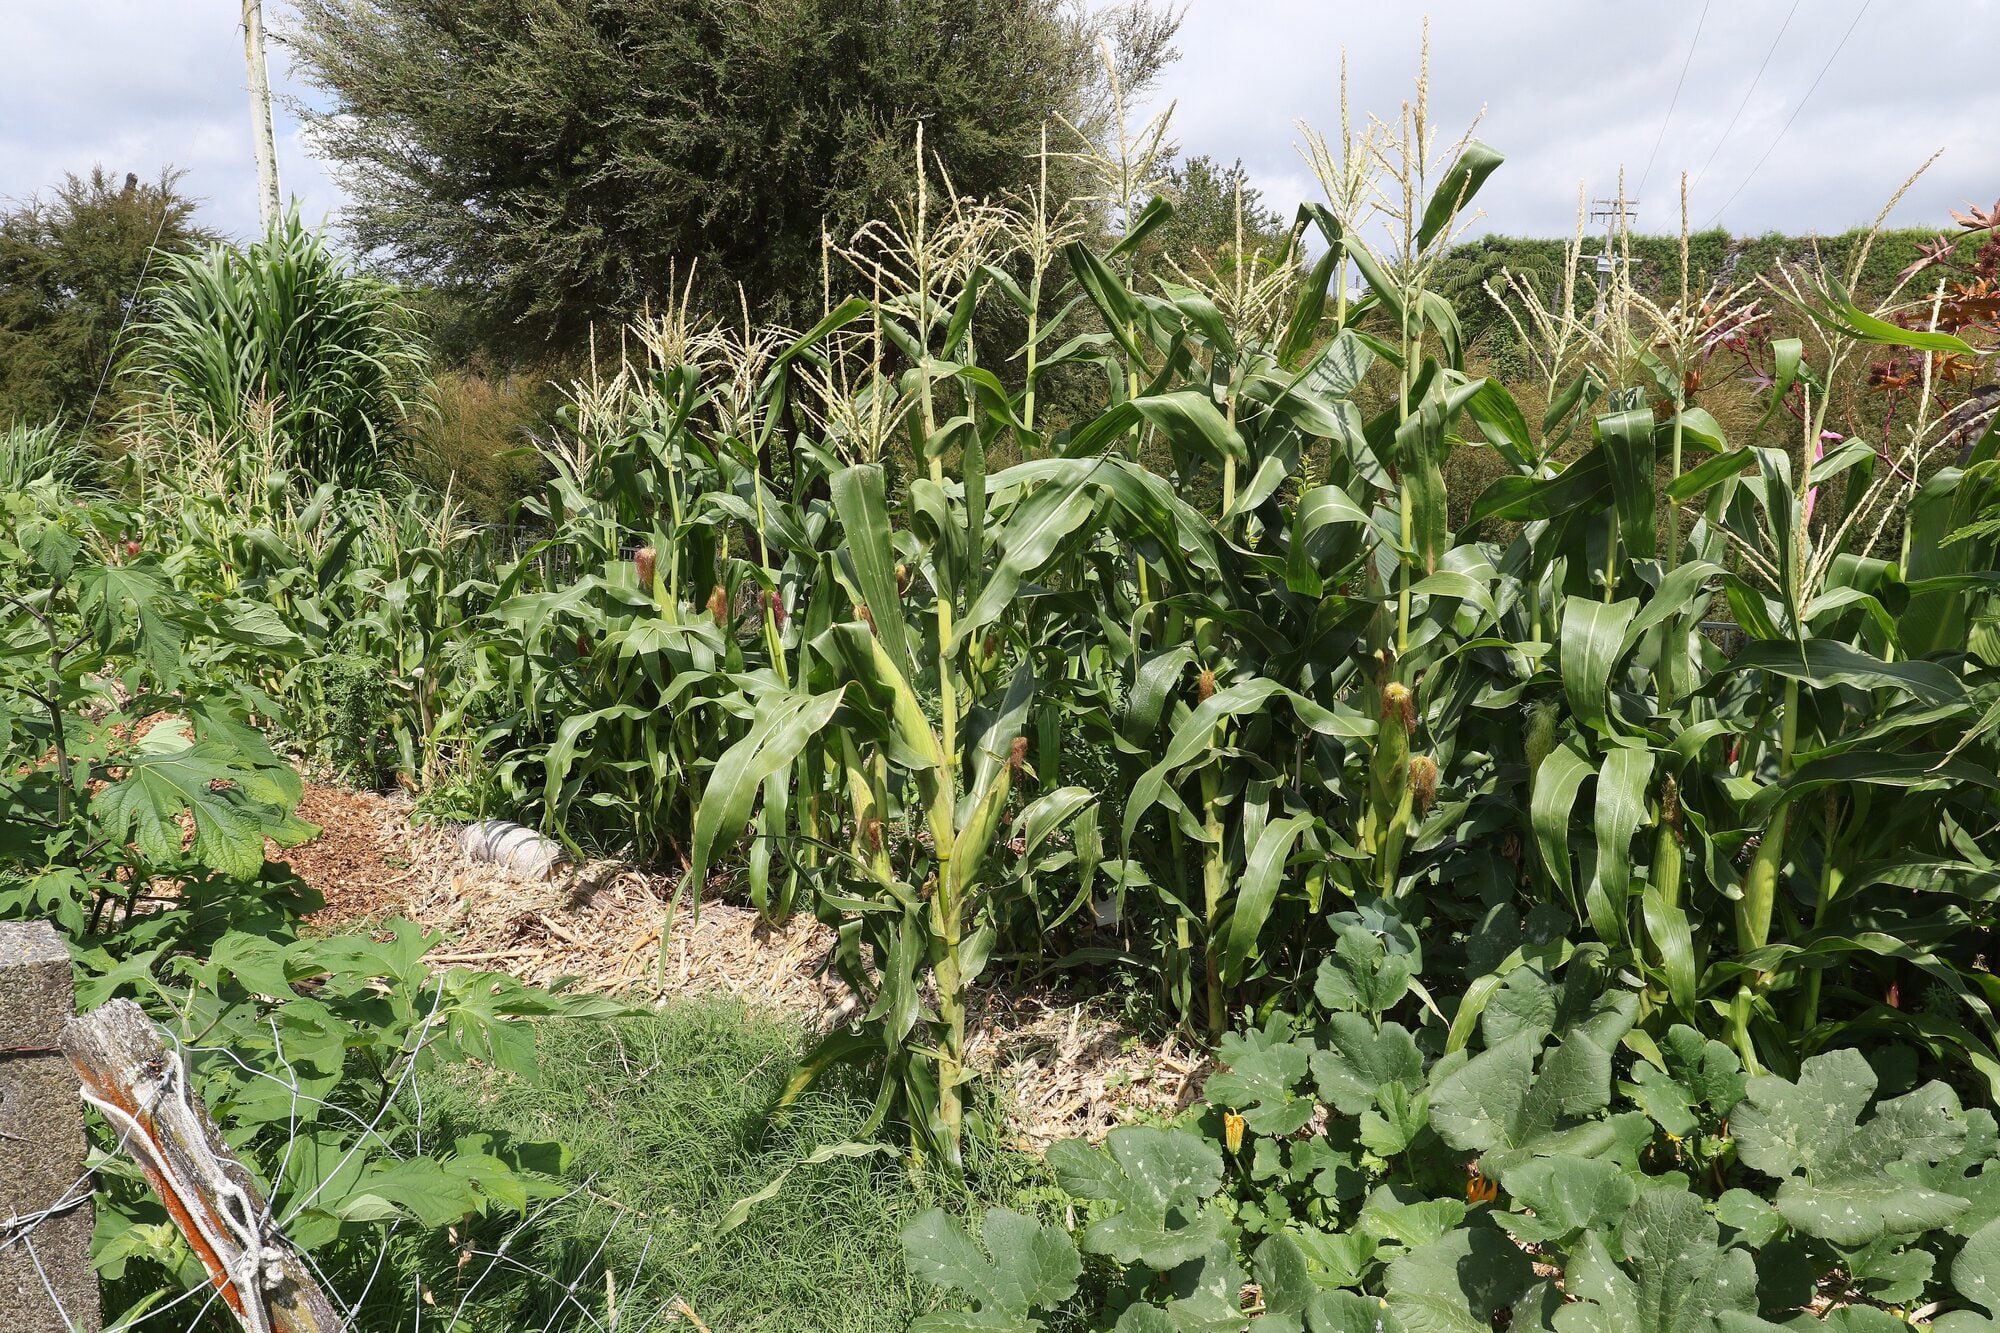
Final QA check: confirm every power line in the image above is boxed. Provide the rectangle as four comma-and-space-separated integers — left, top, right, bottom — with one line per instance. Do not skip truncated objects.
1636, 0, 1712, 205
1702, 0, 1873, 230
75, 189, 174, 445
1690, 0, 1802, 191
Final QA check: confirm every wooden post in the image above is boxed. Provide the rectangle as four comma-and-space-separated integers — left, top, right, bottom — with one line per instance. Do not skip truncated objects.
0, 921, 98, 1333
61, 1001, 347, 1333
241, 0, 282, 229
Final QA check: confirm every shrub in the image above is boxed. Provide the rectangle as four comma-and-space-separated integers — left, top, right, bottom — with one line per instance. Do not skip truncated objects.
408, 364, 553, 522
305, 651, 399, 788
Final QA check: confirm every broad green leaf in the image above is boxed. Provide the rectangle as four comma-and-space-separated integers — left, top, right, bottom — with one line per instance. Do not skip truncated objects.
1714, 1190, 1785, 1247
1584, 743, 1654, 945
206, 932, 298, 1000
1311, 1016, 1424, 1117
1552, 1188, 1758, 1333
76, 561, 182, 676
1314, 923, 1415, 1017
688, 688, 844, 891
1207, 1026, 1315, 1135
1360, 1187, 1468, 1249
1384, 1224, 1533, 1333
1306, 1289, 1404, 1333
1531, 742, 1594, 915
1906, 1109, 2000, 1237
829, 464, 915, 679
1294, 1229, 1379, 1289
904, 1206, 1081, 1331
1111, 1244, 1247, 1332
1599, 408, 1658, 559
1801, 295, 1980, 353
956, 478, 1101, 648
1952, 1216, 2000, 1322
1417, 140, 1504, 249
1623, 1026, 1745, 1138
1480, 962, 1638, 1050
1561, 596, 1639, 735
1733, 1048, 1971, 1245
1429, 1025, 1627, 1176
1847, 1238, 1934, 1306
91, 726, 299, 880
1253, 1232, 1316, 1324
1220, 813, 1316, 986
1462, 379, 1535, 470
1047, 1127, 1228, 1269
1495, 1155, 1636, 1245
1717, 639, 1963, 705
1359, 1082, 1432, 1159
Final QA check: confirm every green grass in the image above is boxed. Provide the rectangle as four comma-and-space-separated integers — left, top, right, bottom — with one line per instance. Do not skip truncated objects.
354, 999, 1040, 1331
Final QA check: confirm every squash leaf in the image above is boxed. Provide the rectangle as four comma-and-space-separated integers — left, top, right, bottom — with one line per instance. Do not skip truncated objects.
1732, 1048, 1970, 1245
903, 1206, 1080, 1332
1046, 1127, 1229, 1269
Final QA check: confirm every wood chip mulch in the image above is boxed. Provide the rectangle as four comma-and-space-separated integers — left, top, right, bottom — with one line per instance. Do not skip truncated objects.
275, 784, 453, 923
278, 779, 1204, 1146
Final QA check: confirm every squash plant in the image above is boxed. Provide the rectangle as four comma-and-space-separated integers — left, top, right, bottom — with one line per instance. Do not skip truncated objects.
906, 941, 2000, 1331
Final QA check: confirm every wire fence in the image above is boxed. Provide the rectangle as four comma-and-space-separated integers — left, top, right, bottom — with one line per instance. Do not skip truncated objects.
458, 522, 653, 589
0, 978, 703, 1333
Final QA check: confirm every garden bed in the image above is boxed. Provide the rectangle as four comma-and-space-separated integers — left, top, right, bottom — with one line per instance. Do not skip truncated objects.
278, 780, 1205, 1148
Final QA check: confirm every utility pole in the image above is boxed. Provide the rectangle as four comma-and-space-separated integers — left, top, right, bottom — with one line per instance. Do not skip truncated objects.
1587, 194, 1639, 322
242, 0, 282, 231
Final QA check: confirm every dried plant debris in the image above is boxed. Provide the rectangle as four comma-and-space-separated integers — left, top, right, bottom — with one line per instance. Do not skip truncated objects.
290, 780, 1181, 1144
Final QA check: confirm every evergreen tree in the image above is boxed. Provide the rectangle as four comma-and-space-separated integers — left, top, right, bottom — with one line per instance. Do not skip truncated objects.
287, 0, 1179, 354
0, 168, 209, 429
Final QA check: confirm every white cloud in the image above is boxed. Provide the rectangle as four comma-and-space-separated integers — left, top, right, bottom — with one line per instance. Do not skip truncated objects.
0, 1, 342, 238
1145, 0, 2000, 240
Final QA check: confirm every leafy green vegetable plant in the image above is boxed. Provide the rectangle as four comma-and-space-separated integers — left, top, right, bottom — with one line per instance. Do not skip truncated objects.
908, 959, 2000, 1331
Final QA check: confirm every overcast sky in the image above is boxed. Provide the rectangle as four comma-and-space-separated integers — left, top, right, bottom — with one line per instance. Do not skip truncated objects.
1158, 1, 2000, 241
3, 1, 1996, 245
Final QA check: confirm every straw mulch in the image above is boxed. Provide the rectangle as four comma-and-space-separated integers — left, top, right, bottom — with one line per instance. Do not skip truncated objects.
281, 781, 1204, 1146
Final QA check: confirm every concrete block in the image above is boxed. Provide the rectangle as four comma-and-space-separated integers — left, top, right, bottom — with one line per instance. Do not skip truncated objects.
0, 921, 98, 1332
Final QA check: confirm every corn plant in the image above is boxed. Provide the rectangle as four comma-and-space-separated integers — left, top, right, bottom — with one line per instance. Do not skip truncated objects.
685, 159, 1083, 1165
1450, 175, 2000, 1078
